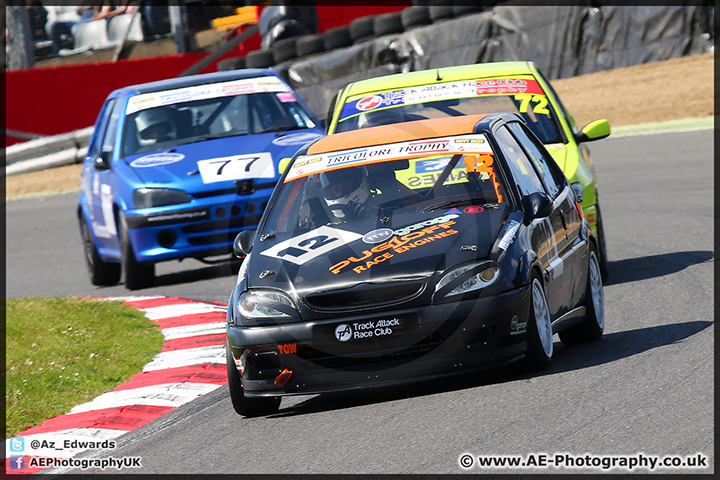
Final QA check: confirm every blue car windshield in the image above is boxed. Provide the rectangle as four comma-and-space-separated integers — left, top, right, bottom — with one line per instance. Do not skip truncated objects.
336, 84, 564, 144
121, 80, 317, 157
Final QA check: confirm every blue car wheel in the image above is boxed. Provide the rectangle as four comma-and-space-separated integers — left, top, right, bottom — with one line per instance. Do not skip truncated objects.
119, 212, 155, 290
80, 214, 121, 286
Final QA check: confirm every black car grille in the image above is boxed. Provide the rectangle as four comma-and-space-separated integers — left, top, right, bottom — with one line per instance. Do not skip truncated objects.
182, 215, 263, 235
298, 331, 444, 372
304, 281, 425, 311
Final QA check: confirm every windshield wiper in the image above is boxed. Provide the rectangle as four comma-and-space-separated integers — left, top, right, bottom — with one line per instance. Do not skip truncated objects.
183, 132, 244, 145
419, 198, 488, 213
255, 124, 301, 134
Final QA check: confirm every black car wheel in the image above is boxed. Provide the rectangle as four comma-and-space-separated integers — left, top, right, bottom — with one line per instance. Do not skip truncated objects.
525, 274, 553, 370
80, 214, 121, 286
559, 245, 604, 345
226, 342, 281, 417
596, 203, 610, 282
118, 212, 155, 290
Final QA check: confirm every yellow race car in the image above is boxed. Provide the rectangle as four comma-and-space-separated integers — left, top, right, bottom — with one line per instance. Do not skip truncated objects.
325, 62, 610, 279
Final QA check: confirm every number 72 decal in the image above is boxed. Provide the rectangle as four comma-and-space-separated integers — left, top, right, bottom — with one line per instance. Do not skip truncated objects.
514, 93, 550, 115
197, 152, 275, 184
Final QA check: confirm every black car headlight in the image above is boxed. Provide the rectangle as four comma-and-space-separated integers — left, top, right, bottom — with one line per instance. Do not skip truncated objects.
235, 289, 300, 325
133, 188, 191, 209
434, 260, 501, 300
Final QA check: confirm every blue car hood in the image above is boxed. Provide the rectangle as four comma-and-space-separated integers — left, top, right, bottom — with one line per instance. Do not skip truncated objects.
123, 130, 323, 193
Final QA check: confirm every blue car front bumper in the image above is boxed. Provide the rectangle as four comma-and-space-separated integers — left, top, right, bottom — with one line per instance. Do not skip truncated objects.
125, 186, 274, 263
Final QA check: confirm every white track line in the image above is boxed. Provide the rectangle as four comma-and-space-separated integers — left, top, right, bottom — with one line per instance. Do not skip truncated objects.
142, 345, 226, 372
69, 383, 222, 414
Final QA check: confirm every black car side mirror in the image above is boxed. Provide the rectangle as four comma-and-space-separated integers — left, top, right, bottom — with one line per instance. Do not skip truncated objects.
94, 150, 112, 171
523, 191, 553, 223
233, 230, 256, 258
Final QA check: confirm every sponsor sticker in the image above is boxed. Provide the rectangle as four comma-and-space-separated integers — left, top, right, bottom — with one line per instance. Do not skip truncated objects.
285, 134, 492, 182
334, 317, 402, 341
126, 76, 291, 114
339, 77, 542, 122
272, 132, 323, 146
259, 225, 363, 265
498, 219, 521, 250
335, 324, 352, 342
363, 228, 394, 244
130, 152, 185, 168
330, 215, 460, 275
357, 95, 383, 111
276, 92, 297, 103
196, 152, 274, 184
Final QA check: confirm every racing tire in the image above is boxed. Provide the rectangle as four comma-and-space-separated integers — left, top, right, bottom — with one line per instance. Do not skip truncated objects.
349, 16, 374, 42
80, 214, 121, 286
452, 5, 487, 17
272, 37, 298, 63
374, 12, 404, 36
525, 274, 553, 370
401, 6, 431, 30
217, 56, 245, 71
226, 342, 281, 417
295, 34, 325, 57
322, 25, 352, 51
595, 203, 610, 282
429, 5, 454, 22
245, 49, 275, 69
559, 245, 605, 345
118, 212, 155, 290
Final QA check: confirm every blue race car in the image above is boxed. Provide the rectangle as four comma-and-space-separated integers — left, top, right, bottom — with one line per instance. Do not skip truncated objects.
77, 69, 324, 290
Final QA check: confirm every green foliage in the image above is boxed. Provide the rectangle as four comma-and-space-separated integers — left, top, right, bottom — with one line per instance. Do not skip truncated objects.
5, 297, 164, 438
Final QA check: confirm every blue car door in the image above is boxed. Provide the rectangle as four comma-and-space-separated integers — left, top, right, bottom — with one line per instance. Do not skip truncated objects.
86, 97, 123, 256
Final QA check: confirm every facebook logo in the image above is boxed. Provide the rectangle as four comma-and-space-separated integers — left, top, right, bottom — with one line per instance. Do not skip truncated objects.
9, 456, 25, 470
9, 437, 24, 452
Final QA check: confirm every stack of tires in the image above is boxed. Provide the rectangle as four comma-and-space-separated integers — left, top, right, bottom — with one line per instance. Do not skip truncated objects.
217, 4, 491, 71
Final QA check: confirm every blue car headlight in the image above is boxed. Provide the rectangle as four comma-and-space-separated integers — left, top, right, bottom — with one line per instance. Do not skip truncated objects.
434, 260, 501, 299
133, 188, 191, 209
235, 289, 300, 325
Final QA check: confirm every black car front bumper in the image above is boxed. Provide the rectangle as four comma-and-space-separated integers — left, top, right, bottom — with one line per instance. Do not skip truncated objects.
227, 284, 532, 397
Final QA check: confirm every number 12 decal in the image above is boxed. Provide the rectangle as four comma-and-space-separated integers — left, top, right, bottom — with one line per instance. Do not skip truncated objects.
197, 152, 275, 184
259, 226, 363, 265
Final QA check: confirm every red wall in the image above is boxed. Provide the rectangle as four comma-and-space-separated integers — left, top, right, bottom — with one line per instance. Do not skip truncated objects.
6, 53, 217, 146
5, 5, 409, 146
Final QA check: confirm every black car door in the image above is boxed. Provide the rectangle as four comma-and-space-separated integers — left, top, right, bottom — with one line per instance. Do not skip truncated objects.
493, 123, 574, 319
507, 122, 586, 314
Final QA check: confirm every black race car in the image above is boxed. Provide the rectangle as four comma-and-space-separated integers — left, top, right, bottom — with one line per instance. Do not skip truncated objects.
226, 112, 605, 417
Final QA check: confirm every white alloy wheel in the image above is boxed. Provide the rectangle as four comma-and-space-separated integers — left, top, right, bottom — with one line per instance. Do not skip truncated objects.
532, 277, 553, 358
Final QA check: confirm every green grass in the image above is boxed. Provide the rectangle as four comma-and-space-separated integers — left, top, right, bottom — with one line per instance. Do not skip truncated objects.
5, 297, 164, 438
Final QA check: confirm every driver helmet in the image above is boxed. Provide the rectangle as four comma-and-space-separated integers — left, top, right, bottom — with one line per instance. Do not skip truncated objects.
320, 166, 370, 209
357, 108, 405, 129
135, 108, 177, 145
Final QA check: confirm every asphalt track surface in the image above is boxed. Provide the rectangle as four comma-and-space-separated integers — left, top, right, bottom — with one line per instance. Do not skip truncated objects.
6, 129, 714, 474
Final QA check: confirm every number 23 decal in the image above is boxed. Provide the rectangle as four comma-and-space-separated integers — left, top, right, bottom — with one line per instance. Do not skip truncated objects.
196, 152, 275, 184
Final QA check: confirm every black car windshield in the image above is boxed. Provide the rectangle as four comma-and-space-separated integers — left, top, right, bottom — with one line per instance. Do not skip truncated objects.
261, 134, 509, 236
335, 76, 564, 144
121, 76, 317, 157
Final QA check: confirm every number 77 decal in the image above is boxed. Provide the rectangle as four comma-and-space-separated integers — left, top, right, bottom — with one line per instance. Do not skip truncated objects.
197, 152, 275, 184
